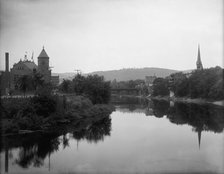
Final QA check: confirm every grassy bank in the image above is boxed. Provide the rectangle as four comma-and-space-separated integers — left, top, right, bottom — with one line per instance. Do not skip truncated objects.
0, 95, 115, 135
149, 95, 224, 106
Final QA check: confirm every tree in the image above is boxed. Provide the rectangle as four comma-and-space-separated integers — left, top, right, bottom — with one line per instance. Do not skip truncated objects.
208, 79, 224, 100
152, 78, 169, 96
169, 72, 189, 97
71, 74, 111, 104
59, 79, 72, 93
32, 69, 44, 91
72, 74, 86, 95
17, 75, 32, 96
84, 75, 111, 104
35, 83, 53, 97
188, 66, 223, 99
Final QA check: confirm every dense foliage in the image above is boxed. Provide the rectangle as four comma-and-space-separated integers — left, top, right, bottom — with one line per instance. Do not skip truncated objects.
152, 66, 224, 100
59, 74, 111, 104
188, 67, 224, 99
15, 70, 45, 95
1, 95, 115, 134
1, 95, 58, 133
152, 78, 169, 96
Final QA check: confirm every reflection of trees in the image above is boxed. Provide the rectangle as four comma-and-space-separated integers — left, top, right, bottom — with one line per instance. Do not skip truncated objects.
112, 96, 224, 135
15, 136, 60, 168
72, 116, 111, 143
167, 102, 224, 133
152, 100, 169, 118
62, 134, 69, 149
12, 116, 111, 169
111, 96, 148, 112
116, 97, 224, 148
86, 117, 111, 143
1, 113, 112, 170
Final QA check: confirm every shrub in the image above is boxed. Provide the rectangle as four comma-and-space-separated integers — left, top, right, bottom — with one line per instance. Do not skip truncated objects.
2, 120, 19, 134
31, 96, 56, 117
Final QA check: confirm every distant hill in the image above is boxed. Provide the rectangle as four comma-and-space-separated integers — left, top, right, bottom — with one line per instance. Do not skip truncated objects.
53, 68, 179, 82
89, 67, 178, 81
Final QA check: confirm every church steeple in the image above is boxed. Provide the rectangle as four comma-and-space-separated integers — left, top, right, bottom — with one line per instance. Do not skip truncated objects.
196, 44, 203, 70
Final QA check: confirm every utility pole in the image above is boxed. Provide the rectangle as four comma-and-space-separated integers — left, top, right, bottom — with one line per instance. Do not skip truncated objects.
74, 69, 82, 75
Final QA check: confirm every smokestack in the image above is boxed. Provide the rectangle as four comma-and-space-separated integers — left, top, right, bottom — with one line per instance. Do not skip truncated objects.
5, 52, 9, 72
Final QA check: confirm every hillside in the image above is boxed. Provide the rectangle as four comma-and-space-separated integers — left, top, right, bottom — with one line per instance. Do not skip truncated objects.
53, 68, 178, 82
90, 67, 178, 81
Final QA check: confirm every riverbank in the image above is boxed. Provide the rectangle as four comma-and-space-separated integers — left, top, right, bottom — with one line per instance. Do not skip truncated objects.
149, 95, 224, 106
1, 95, 115, 136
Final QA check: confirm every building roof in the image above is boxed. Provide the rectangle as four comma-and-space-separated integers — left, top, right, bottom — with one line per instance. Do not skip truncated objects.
38, 47, 49, 58
23, 61, 38, 70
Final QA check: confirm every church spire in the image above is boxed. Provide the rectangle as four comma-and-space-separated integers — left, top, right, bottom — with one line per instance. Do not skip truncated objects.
196, 44, 203, 70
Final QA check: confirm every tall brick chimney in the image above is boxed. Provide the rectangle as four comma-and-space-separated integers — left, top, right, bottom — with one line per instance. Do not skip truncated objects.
5, 52, 9, 72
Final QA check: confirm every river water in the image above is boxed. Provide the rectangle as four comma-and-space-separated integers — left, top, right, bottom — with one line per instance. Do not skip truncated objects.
1, 96, 224, 174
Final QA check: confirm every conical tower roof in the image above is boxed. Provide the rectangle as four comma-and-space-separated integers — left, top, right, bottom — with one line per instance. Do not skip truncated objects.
196, 44, 203, 70
38, 47, 49, 58
197, 45, 201, 63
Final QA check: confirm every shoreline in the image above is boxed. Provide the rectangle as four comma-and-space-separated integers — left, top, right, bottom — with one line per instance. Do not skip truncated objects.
149, 96, 224, 106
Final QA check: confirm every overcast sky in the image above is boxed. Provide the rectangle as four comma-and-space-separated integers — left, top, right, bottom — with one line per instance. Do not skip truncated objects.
0, 0, 223, 73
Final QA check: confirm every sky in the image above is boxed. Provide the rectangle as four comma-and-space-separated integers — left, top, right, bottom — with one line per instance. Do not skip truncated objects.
0, 0, 223, 73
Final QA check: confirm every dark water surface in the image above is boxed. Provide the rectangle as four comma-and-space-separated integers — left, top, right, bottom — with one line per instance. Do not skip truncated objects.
1, 96, 224, 174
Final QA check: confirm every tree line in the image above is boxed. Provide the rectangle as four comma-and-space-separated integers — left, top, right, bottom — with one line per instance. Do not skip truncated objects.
152, 66, 224, 100
14, 69, 52, 96
59, 74, 111, 104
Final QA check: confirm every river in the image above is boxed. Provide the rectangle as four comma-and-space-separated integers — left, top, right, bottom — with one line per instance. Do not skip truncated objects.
1, 96, 224, 174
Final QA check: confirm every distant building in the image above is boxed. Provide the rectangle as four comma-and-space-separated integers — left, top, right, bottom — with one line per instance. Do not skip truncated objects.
145, 75, 156, 95
51, 75, 60, 87
196, 45, 203, 70
0, 47, 59, 95
145, 75, 156, 87
10, 58, 37, 90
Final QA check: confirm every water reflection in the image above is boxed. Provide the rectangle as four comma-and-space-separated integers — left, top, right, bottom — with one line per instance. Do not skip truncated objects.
111, 96, 224, 151
111, 95, 149, 113
1, 116, 111, 172
1, 96, 224, 173
73, 116, 111, 144
111, 96, 224, 155
111, 96, 224, 135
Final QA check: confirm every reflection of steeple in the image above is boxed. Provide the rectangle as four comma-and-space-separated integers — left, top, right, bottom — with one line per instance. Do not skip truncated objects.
48, 153, 51, 172
5, 148, 8, 173
198, 130, 202, 149
77, 140, 79, 151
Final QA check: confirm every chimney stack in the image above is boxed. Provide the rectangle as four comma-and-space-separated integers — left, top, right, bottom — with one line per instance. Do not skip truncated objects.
5, 52, 9, 72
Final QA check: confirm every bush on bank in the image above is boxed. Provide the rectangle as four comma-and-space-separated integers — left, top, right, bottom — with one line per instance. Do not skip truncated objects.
1, 95, 114, 135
